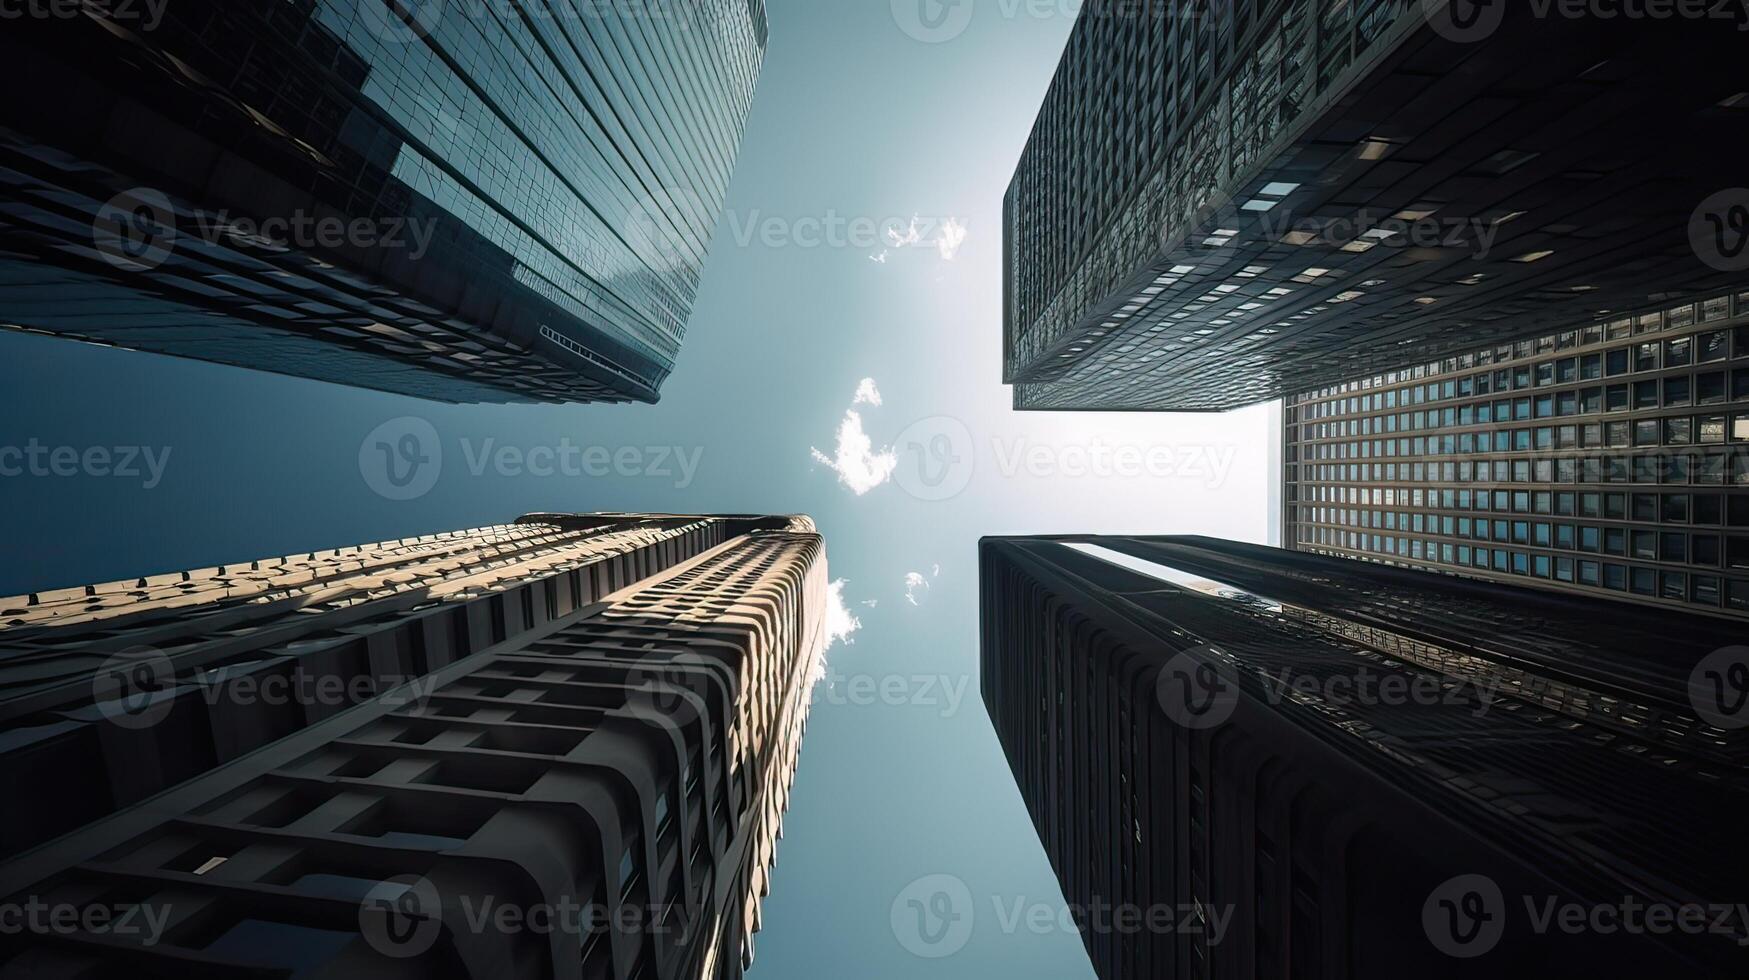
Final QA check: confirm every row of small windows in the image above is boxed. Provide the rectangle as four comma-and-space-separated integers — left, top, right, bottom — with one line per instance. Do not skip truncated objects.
1293, 450, 1749, 486
1297, 528, 1749, 611
1296, 489, 1749, 527
1292, 293, 1749, 407
1298, 373, 1749, 442
1297, 414, 1749, 461
1298, 509, 1749, 570
1301, 329, 1749, 419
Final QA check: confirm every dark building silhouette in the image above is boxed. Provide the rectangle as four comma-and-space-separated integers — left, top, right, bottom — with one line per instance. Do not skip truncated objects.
0, 0, 767, 403
0, 511, 825, 980
1003, 0, 1749, 411
1285, 287, 1749, 618
981, 534, 1747, 977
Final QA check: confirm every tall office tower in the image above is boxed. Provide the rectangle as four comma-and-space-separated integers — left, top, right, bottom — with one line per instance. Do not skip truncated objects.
981, 535, 1746, 977
0, 0, 767, 403
0, 515, 823, 979
1285, 289, 1749, 617
0, 514, 799, 859
1003, 0, 1749, 411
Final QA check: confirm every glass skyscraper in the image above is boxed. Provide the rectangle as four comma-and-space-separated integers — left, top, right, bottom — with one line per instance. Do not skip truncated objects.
1003, 0, 1749, 411
0, 0, 767, 403
0, 513, 826, 979
1285, 288, 1749, 618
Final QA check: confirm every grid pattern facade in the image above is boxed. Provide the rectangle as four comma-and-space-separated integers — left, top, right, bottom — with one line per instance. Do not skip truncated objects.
0, 517, 823, 979
980, 536, 1745, 977
1004, 1, 1749, 412
1285, 290, 1749, 618
0, 514, 793, 860
0, 0, 766, 403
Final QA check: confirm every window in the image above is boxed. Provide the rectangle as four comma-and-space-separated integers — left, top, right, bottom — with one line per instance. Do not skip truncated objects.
1664, 376, 1691, 407
1699, 330, 1730, 362
1698, 372, 1727, 405
1665, 336, 1692, 366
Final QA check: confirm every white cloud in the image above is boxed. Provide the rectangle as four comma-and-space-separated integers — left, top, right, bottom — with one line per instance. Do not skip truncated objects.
869, 250, 888, 264
810, 381, 898, 495
886, 216, 924, 249
903, 571, 931, 606
861, 598, 879, 608
936, 218, 967, 260
825, 578, 862, 649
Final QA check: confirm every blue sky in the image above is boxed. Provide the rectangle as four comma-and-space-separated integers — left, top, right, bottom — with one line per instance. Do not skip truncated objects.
0, 2, 1275, 976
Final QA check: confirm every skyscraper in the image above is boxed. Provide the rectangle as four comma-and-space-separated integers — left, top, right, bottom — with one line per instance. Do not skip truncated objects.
1285, 288, 1749, 617
981, 534, 1746, 976
0, 512, 818, 902
0, 0, 768, 403
1003, 0, 1749, 411
0, 513, 823, 979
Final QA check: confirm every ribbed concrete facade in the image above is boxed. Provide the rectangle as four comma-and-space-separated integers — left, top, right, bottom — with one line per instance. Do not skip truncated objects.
981, 535, 1745, 977
0, 515, 823, 978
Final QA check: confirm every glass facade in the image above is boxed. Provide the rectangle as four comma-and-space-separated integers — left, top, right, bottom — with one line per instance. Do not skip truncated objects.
1003, 1, 1749, 412
1286, 290, 1749, 617
0, 0, 766, 403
